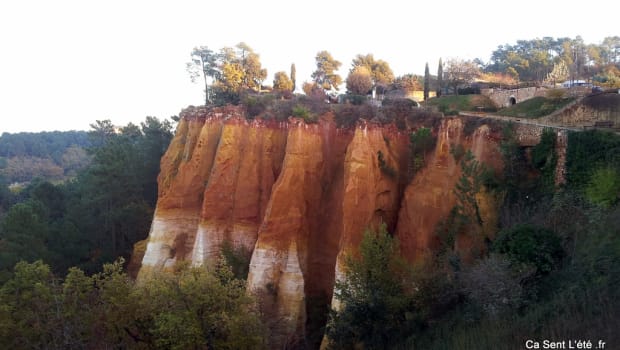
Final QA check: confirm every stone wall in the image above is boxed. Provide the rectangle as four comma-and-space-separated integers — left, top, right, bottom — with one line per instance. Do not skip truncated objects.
514, 124, 567, 186
514, 123, 544, 146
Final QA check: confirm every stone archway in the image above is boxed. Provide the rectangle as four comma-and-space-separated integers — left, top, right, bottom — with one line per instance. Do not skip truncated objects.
509, 96, 517, 105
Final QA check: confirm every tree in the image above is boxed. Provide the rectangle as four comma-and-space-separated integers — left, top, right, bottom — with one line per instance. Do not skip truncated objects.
392, 74, 422, 93
409, 127, 435, 178
302, 81, 325, 100
0, 201, 51, 283
326, 223, 416, 349
443, 58, 480, 95
144, 262, 266, 349
453, 150, 486, 227
311, 50, 342, 92
460, 255, 524, 318
437, 58, 443, 96
290, 63, 296, 92
0, 260, 59, 349
351, 54, 394, 92
601, 36, 620, 65
212, 43, 267, 104
273, 71, 293, 92
345, 66, 373, 95
62, 117, 171, 272
235, 42, 267, 90
424, 62, 430, 101
187, 46, 219, 105
88, 120, 116, 148
0, 258, 267, 349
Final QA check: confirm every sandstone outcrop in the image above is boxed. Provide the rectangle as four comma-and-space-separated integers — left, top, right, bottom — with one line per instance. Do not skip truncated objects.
137, 105, 550, 345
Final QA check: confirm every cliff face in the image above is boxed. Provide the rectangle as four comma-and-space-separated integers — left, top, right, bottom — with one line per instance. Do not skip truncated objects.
137, 105, 514, 344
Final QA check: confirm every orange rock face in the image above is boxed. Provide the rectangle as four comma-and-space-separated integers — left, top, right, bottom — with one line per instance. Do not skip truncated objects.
137, 106, 520, 345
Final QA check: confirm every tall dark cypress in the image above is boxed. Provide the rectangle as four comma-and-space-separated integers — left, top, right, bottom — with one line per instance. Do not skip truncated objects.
290, 63, 296, 93
424, 62, 430, 101
437, 58, 443, 97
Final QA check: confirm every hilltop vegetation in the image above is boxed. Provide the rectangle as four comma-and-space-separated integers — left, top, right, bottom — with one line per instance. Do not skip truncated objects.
187, 36, 620, 111
497, 96, 576, 118
425, 94, 498, 115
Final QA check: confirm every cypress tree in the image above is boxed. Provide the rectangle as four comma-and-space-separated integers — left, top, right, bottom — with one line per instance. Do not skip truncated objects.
290, 63, 296, 92
424, 62, 430, 101
437, 58, 443, 96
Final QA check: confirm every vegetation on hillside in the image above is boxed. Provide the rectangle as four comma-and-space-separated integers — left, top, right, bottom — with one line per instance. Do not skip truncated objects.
497, 96, 575, 118
425, 95, 498, 115
326, 128, 620, 349
485, 36, 620, 88
326, 223, 415, 349
0, 117, 173, 282
0, 259, 266, 349
0, 131, 90, 184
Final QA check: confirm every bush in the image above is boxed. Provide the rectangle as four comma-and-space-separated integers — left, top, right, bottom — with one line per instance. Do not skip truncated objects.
377, 150, 397, 178
493, 224, 563, 275
585, 167, 620, 208
342, 94, 367, 105
242, 96, 264, 118
381, 98, 417, 108
566, 130, 620, 189
460, 255, 525, 318
211, 86, 241, 106
291, 105, 317, 123
457, 86, 480, 95
546, 88, 566, 100
221, 240, 251, 280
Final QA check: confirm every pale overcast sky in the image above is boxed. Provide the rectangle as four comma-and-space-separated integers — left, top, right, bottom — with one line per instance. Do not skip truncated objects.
0, 0, 617, 133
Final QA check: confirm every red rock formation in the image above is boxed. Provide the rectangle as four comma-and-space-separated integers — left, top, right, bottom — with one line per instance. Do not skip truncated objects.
191, 118, 287, 265
395, 118, 463, 261
137, 106, 518, 346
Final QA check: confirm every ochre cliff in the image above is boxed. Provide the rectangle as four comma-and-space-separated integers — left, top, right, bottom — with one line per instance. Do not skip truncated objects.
137, 105, 540, 345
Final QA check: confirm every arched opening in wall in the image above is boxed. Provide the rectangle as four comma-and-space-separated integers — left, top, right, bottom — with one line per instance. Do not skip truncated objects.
509, 97, 517, 105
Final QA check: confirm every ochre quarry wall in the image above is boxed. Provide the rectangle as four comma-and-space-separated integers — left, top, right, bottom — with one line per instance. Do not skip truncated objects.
136, 105, 541, 346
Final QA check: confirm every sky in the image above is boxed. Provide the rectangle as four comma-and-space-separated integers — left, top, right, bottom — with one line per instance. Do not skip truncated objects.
0, 0, 617, 133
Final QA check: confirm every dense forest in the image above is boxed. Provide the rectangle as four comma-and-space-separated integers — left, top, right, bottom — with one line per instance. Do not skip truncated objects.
0, 131, 90, 184
0, 117, 173, 282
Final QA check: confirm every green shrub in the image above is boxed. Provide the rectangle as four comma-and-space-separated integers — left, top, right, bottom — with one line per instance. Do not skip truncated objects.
493, 224, 563, 274
292, 105, 308, 118
377, 150, 397, 178
567, 130, 620, 189
326, 223, 416, 350
545, 88, 566, 100
585, 167, 620, 208
221, 240, 250, 280
342, 94, 367, 105
531, 128, 557, 192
